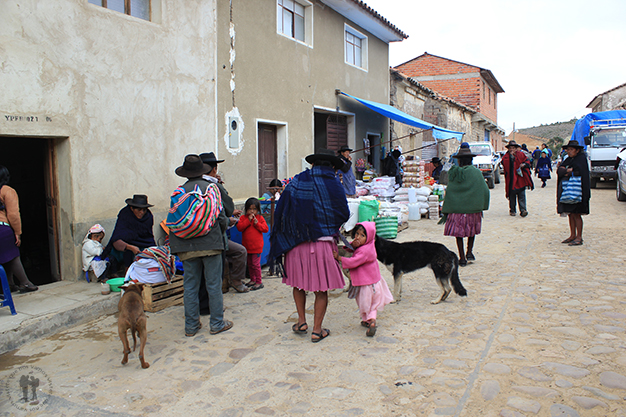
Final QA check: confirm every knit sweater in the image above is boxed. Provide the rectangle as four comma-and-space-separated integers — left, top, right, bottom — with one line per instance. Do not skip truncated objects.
339, 222, 381, 286
0, 185, 22, 235
236, 214, 268, 254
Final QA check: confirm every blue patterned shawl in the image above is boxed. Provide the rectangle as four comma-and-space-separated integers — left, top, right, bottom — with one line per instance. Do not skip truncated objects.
269, 166, 349, 259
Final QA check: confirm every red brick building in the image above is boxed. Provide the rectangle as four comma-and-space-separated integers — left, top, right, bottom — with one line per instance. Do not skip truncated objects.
394, 53, 505, 151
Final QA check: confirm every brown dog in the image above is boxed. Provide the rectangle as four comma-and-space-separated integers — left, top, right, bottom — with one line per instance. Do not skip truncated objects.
117, 283, 149, 369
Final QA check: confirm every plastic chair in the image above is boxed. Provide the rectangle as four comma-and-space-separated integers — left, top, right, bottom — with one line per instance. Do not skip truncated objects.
0, 265, 17, 315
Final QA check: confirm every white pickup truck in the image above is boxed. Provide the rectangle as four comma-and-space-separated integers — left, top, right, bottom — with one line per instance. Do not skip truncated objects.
459, 142, 501, 189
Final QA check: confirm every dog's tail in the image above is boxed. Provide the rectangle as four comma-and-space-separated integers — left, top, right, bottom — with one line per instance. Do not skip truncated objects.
450, 253, 467, 297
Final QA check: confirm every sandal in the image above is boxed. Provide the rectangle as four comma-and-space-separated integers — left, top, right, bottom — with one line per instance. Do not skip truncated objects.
250, 283, 264, 291
185, 321, 202, 337
568, 239, 583, 246
561, 237, 576, 244
311, 328, 330, 343
210, 320, 233, 335
360, 321, 370, 328
18, 284, 38, 293
366, 321, 377, 337
292, 322, 308, 334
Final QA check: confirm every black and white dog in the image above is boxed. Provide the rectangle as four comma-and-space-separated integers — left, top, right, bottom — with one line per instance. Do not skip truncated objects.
375, 236, 467, 304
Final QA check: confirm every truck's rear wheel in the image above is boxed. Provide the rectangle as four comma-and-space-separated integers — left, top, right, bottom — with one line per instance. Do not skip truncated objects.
590, 178, 598, 189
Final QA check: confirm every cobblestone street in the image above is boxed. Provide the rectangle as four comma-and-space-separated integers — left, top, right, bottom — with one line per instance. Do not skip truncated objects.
1, 178, 626, 417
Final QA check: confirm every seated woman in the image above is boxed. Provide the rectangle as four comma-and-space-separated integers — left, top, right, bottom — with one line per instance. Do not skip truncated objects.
102, 195, 156, 276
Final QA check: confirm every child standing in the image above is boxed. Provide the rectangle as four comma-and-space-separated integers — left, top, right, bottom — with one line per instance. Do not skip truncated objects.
82, 224, 108, 281
535, 149, 553, 188
333, 222, 393, 337
237, 198, 268, 291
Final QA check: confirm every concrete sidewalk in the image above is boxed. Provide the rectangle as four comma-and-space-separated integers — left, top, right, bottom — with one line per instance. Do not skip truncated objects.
0, 280, 119, 354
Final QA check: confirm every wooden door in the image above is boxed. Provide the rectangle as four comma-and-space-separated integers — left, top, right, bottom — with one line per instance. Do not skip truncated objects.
258, 124, 277, 196
326, 114, 348, 152
45, 141, 61, 280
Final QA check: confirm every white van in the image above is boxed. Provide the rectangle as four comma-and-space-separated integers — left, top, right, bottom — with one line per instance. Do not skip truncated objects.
455, 142, 501, 189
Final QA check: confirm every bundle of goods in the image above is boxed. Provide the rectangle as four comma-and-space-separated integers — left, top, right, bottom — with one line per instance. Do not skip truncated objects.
401, 159, 421, 187
355, 180, 370, 197
428, 194, 440, 220
362, 169, 376, 182
393, 187, 410, 203
358, 197, 380, 222
379, 201, 407, 225
369, 176, 396, 198
375, 215, 398, 239
344, 198, 361, 232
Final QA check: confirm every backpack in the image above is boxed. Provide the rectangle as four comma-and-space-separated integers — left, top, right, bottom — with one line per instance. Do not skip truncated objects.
166, 183, 222, 239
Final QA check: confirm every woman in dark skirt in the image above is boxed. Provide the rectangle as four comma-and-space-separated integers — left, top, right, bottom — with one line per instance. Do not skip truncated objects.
0, 165, 38, 293
441, 146, 490, 266
557, 140, 590, 246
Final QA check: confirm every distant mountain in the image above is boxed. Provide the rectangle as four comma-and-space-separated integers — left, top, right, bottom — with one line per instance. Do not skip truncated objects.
517, 119, 577, 141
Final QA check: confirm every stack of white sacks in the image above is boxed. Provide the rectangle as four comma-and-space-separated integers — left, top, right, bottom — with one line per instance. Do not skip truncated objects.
369, 176, 396, 198
428, 194, 440, 220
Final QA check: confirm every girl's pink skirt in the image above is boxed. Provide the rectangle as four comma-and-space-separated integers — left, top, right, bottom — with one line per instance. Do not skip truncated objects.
443, 212, 483, 238
355, 278, 394, 322
283, 240, 345, 292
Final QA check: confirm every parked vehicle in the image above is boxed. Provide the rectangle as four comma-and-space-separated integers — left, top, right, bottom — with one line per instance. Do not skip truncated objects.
571, 110, 626, 188
454, 142, 501, 189
617, 149, 626, 201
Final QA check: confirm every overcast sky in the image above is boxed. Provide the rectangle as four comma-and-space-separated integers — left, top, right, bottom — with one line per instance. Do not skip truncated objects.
364, 0, 626, 135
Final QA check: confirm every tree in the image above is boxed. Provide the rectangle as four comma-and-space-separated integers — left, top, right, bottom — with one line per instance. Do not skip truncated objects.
547, 136, 564, 159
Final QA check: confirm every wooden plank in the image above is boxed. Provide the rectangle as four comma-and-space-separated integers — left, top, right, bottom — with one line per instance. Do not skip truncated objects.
141, 275, 185, 312
145, 293, 185, 313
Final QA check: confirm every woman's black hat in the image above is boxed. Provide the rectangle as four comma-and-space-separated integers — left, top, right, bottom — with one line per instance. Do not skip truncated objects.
125, 194, 153, 208
562, 140, 584, 149
175, 154, 212, 178
431, 157, 441, 164
337, 145, 353, 153
453, 147, 476, 158
305, 149, 345, 170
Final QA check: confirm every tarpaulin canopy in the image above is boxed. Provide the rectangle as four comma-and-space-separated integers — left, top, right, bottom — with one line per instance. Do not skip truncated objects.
340, 92, 465, 141
571, 110, 626, 149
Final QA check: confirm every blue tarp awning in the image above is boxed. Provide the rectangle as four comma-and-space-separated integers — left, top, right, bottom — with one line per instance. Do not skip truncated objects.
340, 92, 465, 141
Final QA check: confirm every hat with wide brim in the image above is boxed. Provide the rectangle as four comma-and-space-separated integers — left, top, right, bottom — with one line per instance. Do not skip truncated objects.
562, 140, 584, 150
453, 148, 476, 158
199, 152, 224, 165
431, 157, 441, 164
305, 149, 345, 170
505, 140, 521, 149
175, 154, 212, 178
125, 194, 154, 208
337, 145, 353, 153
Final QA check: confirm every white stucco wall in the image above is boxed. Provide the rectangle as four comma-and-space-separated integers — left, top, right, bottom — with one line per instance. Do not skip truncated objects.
0, 0, 218, 279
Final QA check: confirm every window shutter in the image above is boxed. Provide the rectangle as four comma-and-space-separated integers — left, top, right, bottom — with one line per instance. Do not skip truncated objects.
326, 115, 347, 151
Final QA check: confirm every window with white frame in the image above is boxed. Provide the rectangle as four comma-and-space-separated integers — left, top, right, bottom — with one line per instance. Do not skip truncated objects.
88, 0, 151, 21
345, 25, 367, 70
277, 0, 305, 42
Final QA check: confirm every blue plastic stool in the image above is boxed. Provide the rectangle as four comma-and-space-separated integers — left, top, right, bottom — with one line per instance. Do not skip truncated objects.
0, 265, 17, 315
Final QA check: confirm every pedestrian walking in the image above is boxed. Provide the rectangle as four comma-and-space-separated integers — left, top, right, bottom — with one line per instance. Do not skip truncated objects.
534, 149, 553, 188
440, 146, 490, 266
269, 149, 349, 343
502, 140, 534, 217
557, 140, 590, 246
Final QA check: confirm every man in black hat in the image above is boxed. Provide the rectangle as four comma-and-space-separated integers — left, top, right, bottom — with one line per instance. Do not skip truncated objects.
336, 145, 356, 197
169, 154, 232, 337
199, 152, 250, 294
502, 140, 534, 217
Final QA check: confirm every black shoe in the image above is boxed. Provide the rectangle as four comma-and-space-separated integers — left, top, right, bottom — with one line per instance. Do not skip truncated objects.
18, 284, 38, 293
466, 252, 475, 261
459, 259, 468, 267
520, 210, 528, 217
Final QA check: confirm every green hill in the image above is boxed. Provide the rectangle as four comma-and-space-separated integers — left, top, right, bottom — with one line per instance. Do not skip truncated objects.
517, 119, 577, 141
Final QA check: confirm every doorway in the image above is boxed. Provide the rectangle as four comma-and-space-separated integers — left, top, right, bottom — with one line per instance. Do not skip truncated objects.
258, 124, 277, 197
366, 133, 381, 172
0, 137, 60, 285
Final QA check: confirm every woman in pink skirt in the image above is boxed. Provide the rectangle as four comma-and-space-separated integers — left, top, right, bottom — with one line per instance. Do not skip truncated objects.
441, 145, 490, 266
269, 150, 349, 343
333, 222, 393, 337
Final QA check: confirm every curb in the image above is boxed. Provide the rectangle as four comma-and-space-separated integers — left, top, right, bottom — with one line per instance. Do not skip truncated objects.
0, 295, 119, 355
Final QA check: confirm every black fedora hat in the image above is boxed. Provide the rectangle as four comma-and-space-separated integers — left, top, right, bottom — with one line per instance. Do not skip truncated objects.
175, 154, 211, 178
453, 147, 476, 158
505, 140, 521, 148
431, 157, 441, 164
305, 149, 345, 170
337, 145, 353, 153
125, 194, 153, 208
199, 152, 224, 165
562, 140, 584, 149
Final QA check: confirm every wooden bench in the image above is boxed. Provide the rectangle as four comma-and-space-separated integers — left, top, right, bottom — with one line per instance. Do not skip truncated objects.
141, 275, 184, 312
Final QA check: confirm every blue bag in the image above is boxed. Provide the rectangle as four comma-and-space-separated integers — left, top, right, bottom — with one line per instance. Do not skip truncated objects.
559, 176, 582, 204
